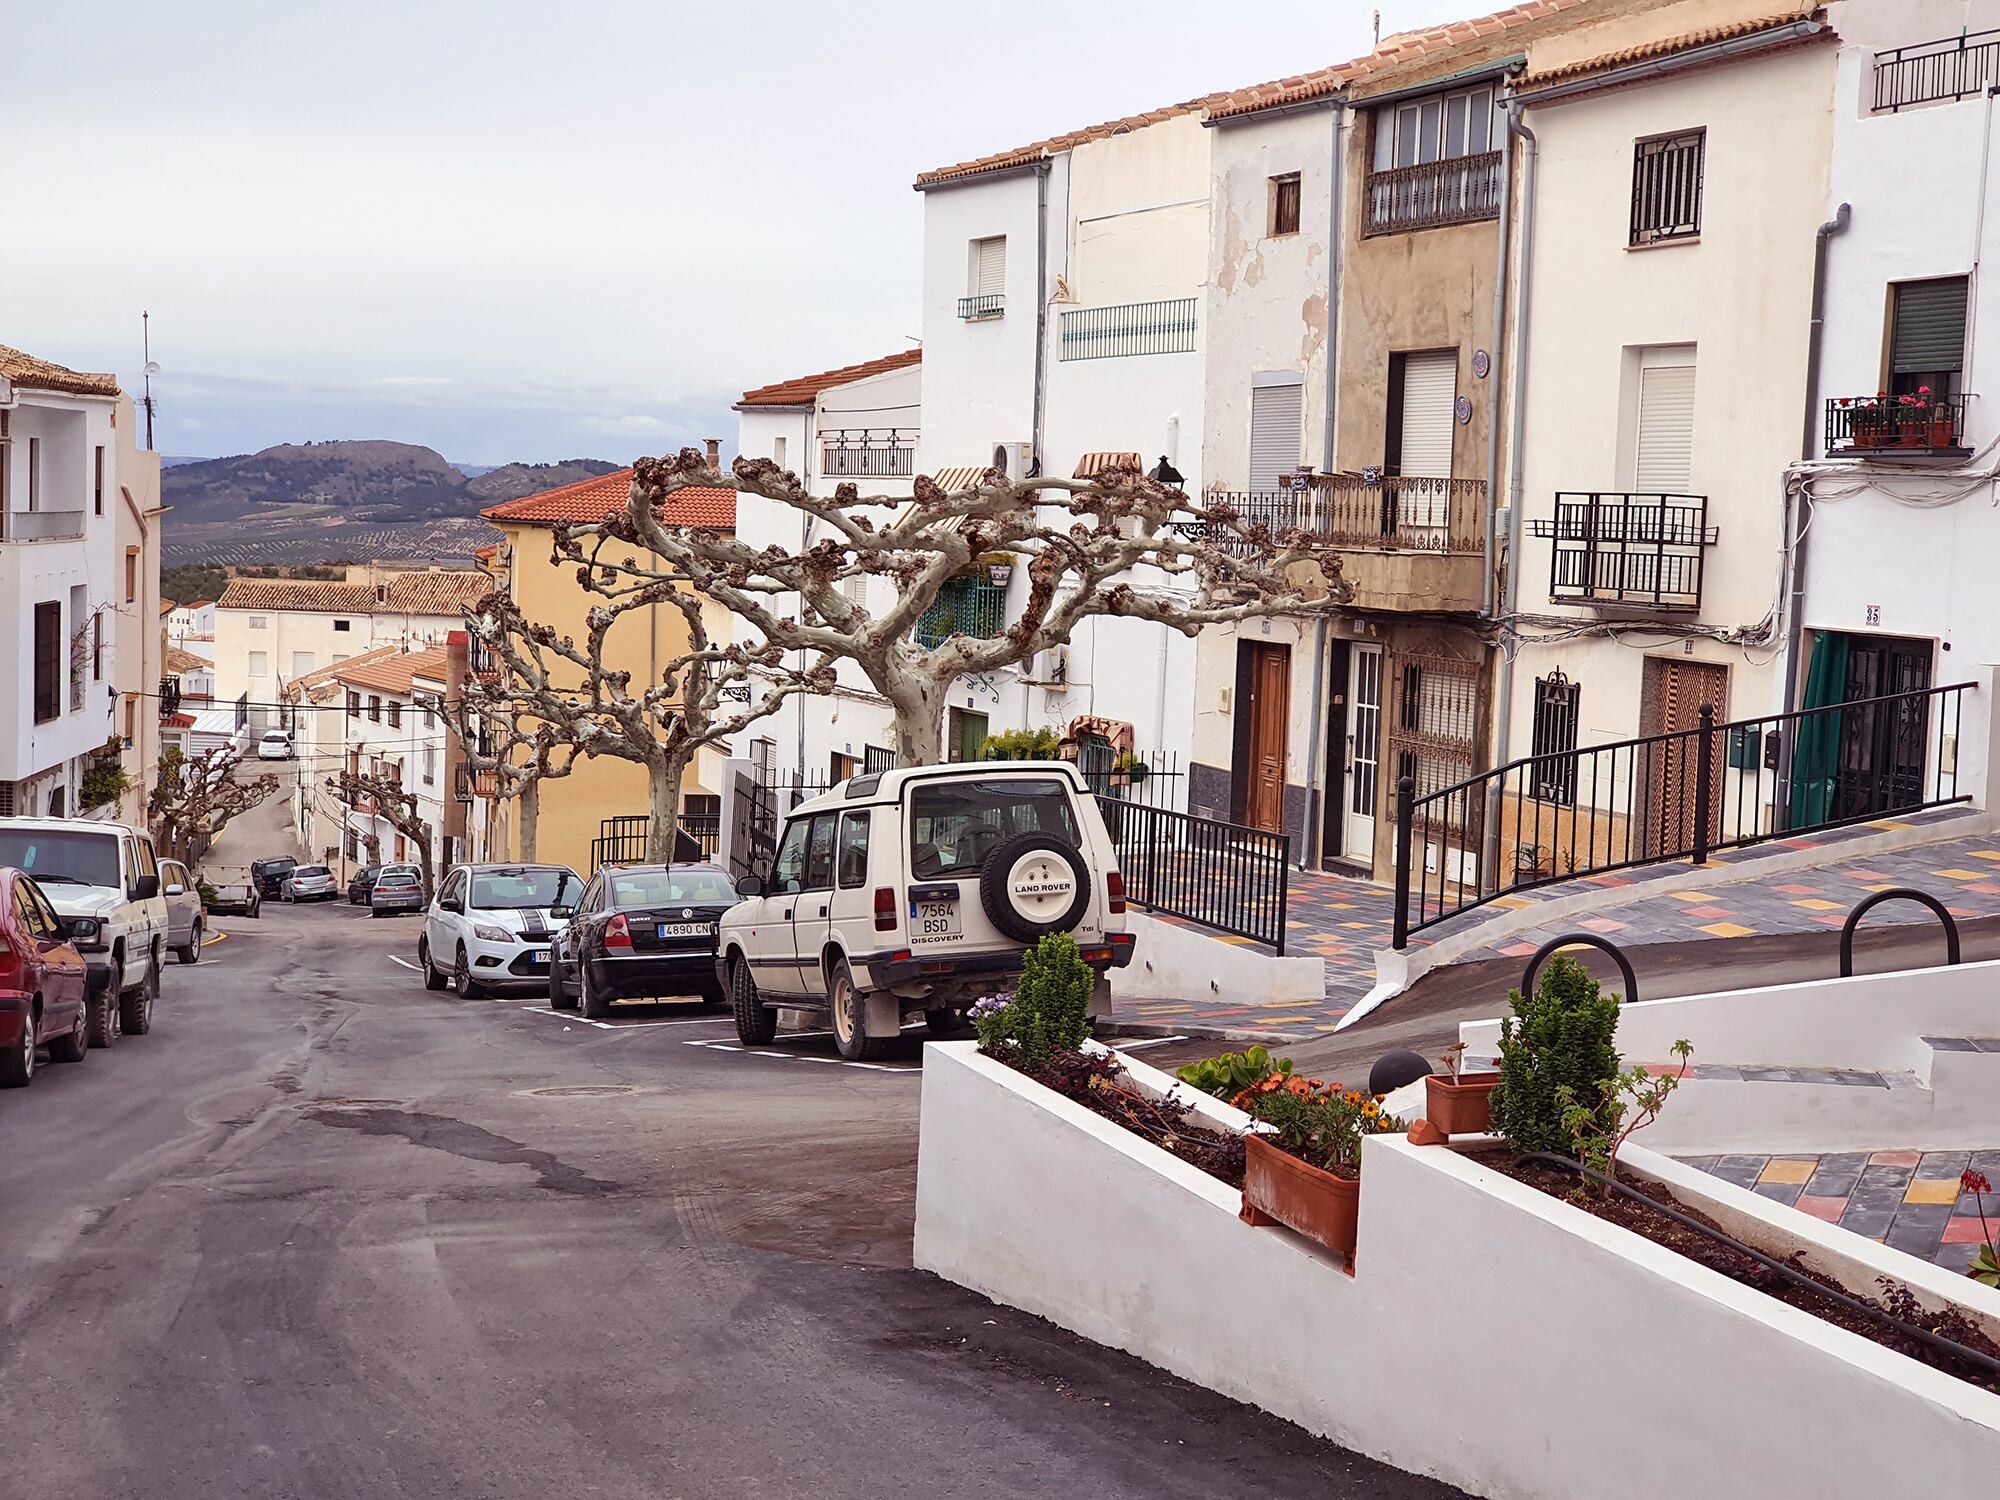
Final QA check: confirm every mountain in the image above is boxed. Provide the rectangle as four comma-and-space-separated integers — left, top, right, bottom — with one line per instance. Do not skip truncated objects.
160, 440, 618, 524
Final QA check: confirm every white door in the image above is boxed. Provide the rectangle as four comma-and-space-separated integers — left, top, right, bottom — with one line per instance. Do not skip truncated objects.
1344, 644, 1383, 861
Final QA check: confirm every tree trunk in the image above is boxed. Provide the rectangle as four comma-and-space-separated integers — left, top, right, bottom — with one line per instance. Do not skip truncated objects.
887, 675, 948, 767
518, 778, 540, 864
646, 755, 685, 864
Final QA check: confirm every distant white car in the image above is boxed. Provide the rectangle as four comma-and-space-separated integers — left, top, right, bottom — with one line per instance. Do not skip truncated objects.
256, 730, 293, 761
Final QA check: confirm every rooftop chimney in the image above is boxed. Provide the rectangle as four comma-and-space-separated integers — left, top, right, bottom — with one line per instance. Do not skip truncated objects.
704, 437, 721, 472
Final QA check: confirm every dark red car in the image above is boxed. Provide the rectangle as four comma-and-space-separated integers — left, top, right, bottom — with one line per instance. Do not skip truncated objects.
0, 868, 91, 1087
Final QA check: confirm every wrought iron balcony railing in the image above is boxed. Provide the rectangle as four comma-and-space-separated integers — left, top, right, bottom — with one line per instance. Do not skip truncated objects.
958, 294, 1004, 321
1058, 298, 1199, 361
821, 428, 917, 478
1364, 151, 1503, 236
1174, 477, 1487, 556
1528, 492, 1716, 612
1875, 29, 2000, 111
1825, 394, 1970, 454
915, 576, 1007, 648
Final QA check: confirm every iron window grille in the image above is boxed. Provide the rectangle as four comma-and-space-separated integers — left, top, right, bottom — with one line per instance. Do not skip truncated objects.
1530, 673, 1581, 806
1058, 298, 1199, 361
1631, 130, 1704, 246
1531, 492, 1716, 611
915, 576, 1007, 648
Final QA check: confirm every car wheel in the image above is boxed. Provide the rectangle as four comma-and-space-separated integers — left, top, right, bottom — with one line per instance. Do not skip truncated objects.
730, 959, 776, 1047
828, 957, 888, 1061
46, 1004, 88, 1065
924, 1007, 965, 1039
453, 945, 481, 999
419, 937, 448, 991
977, 832, 1092, 946
176, 921, 202, 965
120, 956, 158, 1036
0, 1010, 33, 1087
548, 954, 577, 1010
578, 960, 611, 1020
88, 984, 120, 1049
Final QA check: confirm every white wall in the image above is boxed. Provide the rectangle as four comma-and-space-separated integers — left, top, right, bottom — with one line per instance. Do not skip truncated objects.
213, 607, 461, 717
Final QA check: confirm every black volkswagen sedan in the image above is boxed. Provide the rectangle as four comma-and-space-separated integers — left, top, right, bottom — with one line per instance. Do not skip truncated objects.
549, 863, 735, 1019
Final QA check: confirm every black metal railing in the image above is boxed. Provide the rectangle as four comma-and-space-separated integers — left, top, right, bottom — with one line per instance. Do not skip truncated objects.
1058, 298, 1199, 361
1178, 478, 1487, 557
159, 676, 183, 719
1391, 680, 1975, 947
454, 764, 476, 804
821, 428, 917, 478
1825, 393, 1970, 453
1109, 802, 1290, 954
958, 293, 1005, 321
1080, 748, 1186, 815
469, 636, 498, 678
1364, 151, 1503, 236
587, 813, 720, 872
1876, 29, 2000, 111
1529, 492, 1715, 611
1630, 130, 1704, 246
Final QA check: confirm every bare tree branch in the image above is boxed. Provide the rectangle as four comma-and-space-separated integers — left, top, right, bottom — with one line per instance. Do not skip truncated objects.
327, 768, 436, 895
149, 746, 278, 865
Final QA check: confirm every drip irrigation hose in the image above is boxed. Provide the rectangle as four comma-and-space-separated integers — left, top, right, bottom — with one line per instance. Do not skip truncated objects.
1514, 1152, 2000, 1383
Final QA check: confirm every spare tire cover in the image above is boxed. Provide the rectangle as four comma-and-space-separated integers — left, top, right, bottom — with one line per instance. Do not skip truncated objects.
978, 832, 1091, 945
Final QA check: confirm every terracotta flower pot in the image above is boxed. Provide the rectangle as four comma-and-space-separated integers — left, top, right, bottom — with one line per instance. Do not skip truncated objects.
1851, 427, 1881, 449
1930, 416, 1958, 448
1239, 1132, 1360, 1256
1899, 424, 1927, 448
1423, 1071, 1501, 1138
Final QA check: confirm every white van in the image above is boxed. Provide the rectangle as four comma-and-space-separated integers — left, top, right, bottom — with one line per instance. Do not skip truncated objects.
716, 762, 1134, 1059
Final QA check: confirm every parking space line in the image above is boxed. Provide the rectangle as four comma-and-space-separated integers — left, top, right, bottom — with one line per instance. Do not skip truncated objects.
679, 1037, 919, 1074
1112, 1034, 1188, 1050
388, 955, 421, 972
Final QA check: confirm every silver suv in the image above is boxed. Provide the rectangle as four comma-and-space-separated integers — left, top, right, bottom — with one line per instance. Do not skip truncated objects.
716, 762, 1133, 1059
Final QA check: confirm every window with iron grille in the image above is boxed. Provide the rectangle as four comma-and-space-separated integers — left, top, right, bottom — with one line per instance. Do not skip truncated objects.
1530, 674, 1580, 806
32, 601, 61, 724
1630, 130, 1704, 246
388, 699, 402, 729
346, 689, 360, 719
1269, 173, 1301, 236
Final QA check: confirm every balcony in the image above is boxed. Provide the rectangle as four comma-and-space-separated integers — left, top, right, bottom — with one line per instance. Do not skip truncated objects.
915, 576, 1006, 648
1058, 298, 1199, 361
957, 294, 1004, 321
1528, 492, 1716, 613
0, 509, 86, 542
1364, 151, 1503, 237
821, 428, 916, 479
1875, 29, 2000, 112
1825, 394, 1970, 457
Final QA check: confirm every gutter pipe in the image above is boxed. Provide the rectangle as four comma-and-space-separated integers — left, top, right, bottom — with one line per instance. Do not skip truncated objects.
1304, 101, 1347, 870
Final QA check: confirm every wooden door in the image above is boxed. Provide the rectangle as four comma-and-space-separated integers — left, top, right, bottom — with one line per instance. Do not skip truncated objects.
1245, 643, 1291, 834
1645, 658, 1728, 855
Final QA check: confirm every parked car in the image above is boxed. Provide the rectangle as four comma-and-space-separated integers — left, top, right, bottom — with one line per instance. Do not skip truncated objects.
202, 883, 260, 919
256, 730, 294, 761
717, 762, 1135, 1059
0, 817, 170, 1047
280, 865, 338, 902
348, 865, 384, 905
418, 863, 583, 997
159, 857, 205, 964
250, 856, 298, 898
550, 863, 735, 1018
369, 866, 426, 917
0, 868, 92, 1086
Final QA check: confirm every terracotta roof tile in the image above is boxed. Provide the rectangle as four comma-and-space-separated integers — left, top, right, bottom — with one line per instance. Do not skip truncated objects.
1517, 9, 1825, 89
162, 712, 197, 729
0, 342, 121, 398
737, 348, 921, 407
333, 644, 453, 697
480, 468, 736, 529
160, 599, 177, 615
216, 573, 490, 616
1072, 451, 1142, 479
164, 646, 209, 675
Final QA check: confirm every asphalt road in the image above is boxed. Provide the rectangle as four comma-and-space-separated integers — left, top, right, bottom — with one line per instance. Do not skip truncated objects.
0, 899, 1461, 1499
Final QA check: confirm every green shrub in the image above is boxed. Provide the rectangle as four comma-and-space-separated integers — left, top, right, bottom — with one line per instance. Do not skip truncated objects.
1490, 952, 1621, 1156
972, 932, 1095, 1070
80, 756, 132, 811
1176, 1045, 1291, 1102
978, 726, 1062, 761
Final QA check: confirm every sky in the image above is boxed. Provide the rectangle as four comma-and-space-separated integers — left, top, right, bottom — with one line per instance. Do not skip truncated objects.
10, 0, 1483, 467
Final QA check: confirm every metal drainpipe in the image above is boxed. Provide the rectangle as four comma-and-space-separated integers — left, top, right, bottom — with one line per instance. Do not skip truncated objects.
1484, 99, 1537, 890
1303, 102, 1346, 871
796, 408, 814, 778
1777, 200, 1852, 824
1032, 162, 1052, 475
1482, 96, 1515, 618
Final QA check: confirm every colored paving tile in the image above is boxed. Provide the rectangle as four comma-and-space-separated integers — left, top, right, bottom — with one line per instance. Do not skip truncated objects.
1697, 922, 1758, 938
1789, 898, 1844, 911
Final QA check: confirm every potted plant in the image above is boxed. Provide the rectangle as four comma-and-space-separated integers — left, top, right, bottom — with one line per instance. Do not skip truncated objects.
1412, 1040, 1502, 1145
1235, 1072, 1404, 1258
1844, 395, 1886, 449
1114, 751, 1150, 783
1896, 392, 1932, 447
1489, 952, 1620, 1155
982, 552, 1016, 587
1512, 842, 1550, 881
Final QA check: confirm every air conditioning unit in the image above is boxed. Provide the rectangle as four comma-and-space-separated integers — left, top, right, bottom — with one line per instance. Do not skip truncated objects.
990, 440, 1034, 482
1021, 645, 1069, 686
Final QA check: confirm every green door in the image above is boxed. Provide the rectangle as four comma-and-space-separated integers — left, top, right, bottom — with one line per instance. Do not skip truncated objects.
952, 709, 989, 763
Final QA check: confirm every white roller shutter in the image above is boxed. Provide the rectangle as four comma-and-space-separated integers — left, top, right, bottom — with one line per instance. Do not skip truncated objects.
1248, 379, 1304, 494
973, 236, 1006, 296
1635, 362, 1697, 492
1397, 349, 1457, 479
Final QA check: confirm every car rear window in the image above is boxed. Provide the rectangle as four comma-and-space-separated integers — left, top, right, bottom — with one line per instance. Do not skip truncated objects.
909, 777, 1079, 879
297, 866, 330, 877
378, 872, 420, 888
610, 869, 736, 907
0, 829, 123, 890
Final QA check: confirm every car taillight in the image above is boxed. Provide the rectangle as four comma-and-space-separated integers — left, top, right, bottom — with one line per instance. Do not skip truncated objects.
1107, 870, 1126, 915
874, 887, 897, 932
603, 914, 633, 950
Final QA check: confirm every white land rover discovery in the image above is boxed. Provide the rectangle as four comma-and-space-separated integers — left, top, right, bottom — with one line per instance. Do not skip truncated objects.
716, 762, 1134, 1059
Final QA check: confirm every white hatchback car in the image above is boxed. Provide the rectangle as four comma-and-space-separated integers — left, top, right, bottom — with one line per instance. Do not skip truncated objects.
418, 863, 584, 997
717, 762, 1134, 1059
256, 730, 293, 760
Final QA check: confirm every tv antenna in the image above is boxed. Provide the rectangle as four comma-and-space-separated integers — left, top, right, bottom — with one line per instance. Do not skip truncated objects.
141, 310, 160, 451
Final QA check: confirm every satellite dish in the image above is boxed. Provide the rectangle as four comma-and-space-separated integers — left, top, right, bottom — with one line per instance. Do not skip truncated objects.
144, 361, 161, 378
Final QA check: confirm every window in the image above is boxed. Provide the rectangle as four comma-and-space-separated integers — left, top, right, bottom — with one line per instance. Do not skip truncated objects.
801, 814, 838, 891
368, 695, 382, 722
291, 652, 315, 679
1387, 350, 1457, 479
124, 697, 137, 746
423, 698, 437, 729
1530, 674, 1581, 805
32, 601, 60, 723
1634, 348, 1697, 492
388, 700, 402, 729
1269, 173, 1302, 236
1366, 85, 1502, 234
27, 437, 40, 508
334, 618, 352, 632
962, 236, 1006, 319
94, 446, 105, 516
1630, 130, 1704, 246
125, 549, 139, 604
422, 744, 437, 785
1376, 84, 1496, 170
249, 614, 268, 630
864, 745, 895, 774
69, 585, 87, 712
1888, 277, 1968, 398
773, 435, 787, 469
248, 651, 269, 678
771, 818, 811, 893
0, 825, 120, 887
92, 613, 102, 681
908, 777, 1080, 879
1248, 374, 1304, 494
836, 811, 871, 889
346, 689, 360, 719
